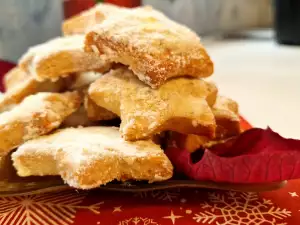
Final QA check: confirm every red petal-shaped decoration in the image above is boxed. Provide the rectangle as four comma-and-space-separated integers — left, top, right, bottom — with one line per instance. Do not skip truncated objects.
0, 60, 15, 92
165, 128, 300, 183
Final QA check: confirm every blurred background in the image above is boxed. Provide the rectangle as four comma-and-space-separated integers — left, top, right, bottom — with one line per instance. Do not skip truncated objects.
0, 0, 299, 138
1, 0, 299, 62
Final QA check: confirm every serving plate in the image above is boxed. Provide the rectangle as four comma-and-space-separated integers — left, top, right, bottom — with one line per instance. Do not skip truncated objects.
0, 154, 286, 197
0, 177, 287, 197
1, 179, 288, 197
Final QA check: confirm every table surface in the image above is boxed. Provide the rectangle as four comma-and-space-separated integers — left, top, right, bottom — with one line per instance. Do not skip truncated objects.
206, 37, 300, 139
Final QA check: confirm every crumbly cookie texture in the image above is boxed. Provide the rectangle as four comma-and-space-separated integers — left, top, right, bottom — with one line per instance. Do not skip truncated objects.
19, 35, 111, 82
12, 126, 173, 189
85, 7, 213, 88
0, 92, 81, 156
89, 68, 217, 141
213, 95, 240, 138
170, 96, 241, 152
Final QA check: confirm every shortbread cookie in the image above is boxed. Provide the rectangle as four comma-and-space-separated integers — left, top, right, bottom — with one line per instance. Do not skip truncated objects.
0, 92, 81, 156
63, 3, 126, 35
0, 76, 67, 113
3, 67, 30, 91
169, 132, 210, 153
89, 68, 216, 141
85, 9, 213, 88
62, 3, 154, 36
62, 106, 95, 127
12, 126, 173, 189
84, 94, 117, 121
19, 35, 111, 81
170, 96, 241, 152
213, 96, 240, 138
69, 71, 103, 90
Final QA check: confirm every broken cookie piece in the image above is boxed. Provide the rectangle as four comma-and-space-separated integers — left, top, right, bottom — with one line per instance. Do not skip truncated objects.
12, 126, 173, 189
213, 96, 240, 138
170, 96, 241, 152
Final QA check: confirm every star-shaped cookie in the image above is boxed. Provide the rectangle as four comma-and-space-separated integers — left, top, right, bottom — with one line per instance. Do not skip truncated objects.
12, 126, 173, 189
85, 7, 213, 88
89, 68, 217, 141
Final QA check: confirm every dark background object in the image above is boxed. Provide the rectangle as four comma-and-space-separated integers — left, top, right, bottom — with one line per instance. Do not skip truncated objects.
64, 0, 95, 19
0, 60, 15, 92
275, 0, 300, 45
105, 0, 140, 7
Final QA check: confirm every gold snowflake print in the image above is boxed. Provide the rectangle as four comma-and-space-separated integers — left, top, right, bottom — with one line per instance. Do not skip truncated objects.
0, 190, 104, 225
118, 217, 159, 225
193, 191, 291, 225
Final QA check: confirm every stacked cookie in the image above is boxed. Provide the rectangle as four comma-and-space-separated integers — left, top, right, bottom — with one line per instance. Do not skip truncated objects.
0, 3, 241, 189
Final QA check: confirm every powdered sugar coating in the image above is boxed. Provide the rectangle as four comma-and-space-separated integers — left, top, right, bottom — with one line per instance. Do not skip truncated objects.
20, 35, 85, 68
85, 7, 213, 88
3, 67, 30, 91
0, 92, 81, 156
0, 75, 67, 113
12, 126, 173, 189
70, 71, 103, 90
62, 3, 128, 35
89, 68, 217, 141
19, 35, 111, 81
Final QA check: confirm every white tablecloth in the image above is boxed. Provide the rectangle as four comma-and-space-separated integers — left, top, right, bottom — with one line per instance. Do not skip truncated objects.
206, 39, 300, 139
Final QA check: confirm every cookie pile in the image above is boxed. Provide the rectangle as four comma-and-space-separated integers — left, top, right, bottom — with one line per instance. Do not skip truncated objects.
0, 3, 241, 189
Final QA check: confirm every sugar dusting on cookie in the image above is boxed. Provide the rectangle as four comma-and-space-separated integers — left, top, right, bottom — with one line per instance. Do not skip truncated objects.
12, 127, 173, 188
0, 92, 80, 156
19, 35, 111, 81
85, 7, 213, 88
89, 68, 216, 141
